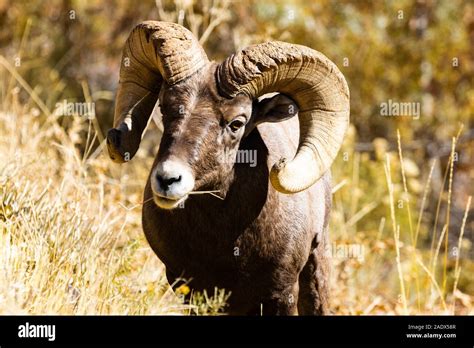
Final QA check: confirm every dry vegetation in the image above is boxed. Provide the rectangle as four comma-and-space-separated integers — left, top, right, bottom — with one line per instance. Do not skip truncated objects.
0, 0, 472, 315
330, 127, 473, 314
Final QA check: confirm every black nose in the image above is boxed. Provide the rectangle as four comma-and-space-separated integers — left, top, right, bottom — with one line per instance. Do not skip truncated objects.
156, 173, 182, 191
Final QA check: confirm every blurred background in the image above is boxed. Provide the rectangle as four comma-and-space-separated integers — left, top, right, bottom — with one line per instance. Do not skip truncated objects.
0, 0, 472, 314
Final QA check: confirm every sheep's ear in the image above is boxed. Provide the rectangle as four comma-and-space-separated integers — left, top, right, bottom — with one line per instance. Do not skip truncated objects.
254, 94, 298, 125
244, 94, 298, 137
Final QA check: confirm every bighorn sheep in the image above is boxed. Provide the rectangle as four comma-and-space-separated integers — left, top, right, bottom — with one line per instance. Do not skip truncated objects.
107, 21, 349, 315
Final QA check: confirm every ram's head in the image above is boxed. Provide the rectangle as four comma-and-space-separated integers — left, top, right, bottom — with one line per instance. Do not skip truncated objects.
107, 21, 349, 209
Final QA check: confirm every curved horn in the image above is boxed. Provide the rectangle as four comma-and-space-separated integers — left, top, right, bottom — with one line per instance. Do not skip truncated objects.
107, 21, 209, 163
217, 41, 349, 193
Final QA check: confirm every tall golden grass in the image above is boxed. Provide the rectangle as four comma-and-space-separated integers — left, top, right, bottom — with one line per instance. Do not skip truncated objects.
330, 126, 473, 315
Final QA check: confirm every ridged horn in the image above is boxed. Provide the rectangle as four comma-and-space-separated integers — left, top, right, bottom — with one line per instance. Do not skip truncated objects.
107, 21, 209, 163
217, 41, 349, 193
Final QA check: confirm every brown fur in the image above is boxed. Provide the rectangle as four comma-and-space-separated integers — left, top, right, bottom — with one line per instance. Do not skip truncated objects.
141, 65, 332, 315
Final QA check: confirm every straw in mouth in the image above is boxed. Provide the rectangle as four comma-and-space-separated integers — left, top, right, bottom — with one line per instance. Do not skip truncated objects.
119, 190, 224, 211
188, 190, 224, 200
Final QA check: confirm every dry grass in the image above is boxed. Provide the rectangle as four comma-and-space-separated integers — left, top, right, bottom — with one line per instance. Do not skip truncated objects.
330, 126, 473, 315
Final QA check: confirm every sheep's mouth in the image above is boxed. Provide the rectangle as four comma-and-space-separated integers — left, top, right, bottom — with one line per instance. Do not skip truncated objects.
152, 194, 188, 210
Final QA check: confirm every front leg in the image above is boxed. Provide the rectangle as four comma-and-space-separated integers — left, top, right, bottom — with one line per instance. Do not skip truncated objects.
248, 282, 299, 315
297, 247, 330, 315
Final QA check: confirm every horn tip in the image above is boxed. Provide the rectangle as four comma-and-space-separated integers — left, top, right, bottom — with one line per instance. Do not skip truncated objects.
270, 158, 319, 194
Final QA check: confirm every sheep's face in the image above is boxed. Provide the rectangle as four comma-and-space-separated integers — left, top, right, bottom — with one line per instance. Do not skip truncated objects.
150, 66, 251, 210
150, 65, 297, 210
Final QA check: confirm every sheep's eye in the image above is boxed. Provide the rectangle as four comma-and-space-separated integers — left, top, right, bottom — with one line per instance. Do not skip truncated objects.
229, 119, 245, 132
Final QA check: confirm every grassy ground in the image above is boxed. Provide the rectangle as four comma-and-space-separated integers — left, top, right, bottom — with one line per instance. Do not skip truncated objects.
0, 73, 472, 315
